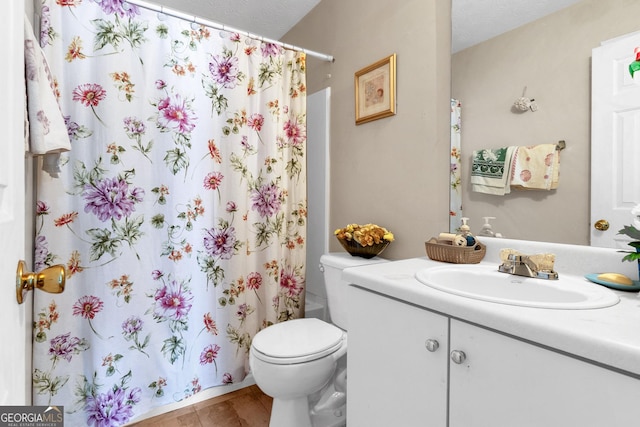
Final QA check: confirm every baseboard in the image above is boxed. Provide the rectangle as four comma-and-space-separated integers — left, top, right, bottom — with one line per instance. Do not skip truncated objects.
126, 373, 256, 425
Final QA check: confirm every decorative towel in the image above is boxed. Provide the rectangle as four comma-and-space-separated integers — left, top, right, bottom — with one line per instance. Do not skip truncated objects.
509, 144, 560, 190
24, 15, 71, 175
471, 146, 516, 195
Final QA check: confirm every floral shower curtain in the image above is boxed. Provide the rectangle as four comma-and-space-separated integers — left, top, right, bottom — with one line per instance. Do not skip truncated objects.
450, 99, 462, 232
33, 1, 307, 425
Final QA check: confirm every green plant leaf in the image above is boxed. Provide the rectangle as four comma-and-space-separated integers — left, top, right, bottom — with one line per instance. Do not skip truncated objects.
618, 225, 640, 240
621, 251, 640, 262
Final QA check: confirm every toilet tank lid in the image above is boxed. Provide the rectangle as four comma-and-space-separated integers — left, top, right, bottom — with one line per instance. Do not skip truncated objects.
252, 318, 344, 360
320, 252, 388, 269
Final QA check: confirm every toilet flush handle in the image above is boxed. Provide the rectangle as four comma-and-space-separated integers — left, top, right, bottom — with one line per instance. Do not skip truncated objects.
319, 263, 325, 273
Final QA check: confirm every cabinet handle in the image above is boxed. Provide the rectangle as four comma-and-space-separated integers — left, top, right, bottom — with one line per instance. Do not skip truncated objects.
450, 350, 466, 364
425, 339, 439, 352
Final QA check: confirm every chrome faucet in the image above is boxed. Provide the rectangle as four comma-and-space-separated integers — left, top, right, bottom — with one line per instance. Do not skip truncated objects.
498, 253, 558, 280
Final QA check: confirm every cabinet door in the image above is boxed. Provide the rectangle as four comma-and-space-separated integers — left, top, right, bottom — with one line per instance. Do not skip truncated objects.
347, 286, 448, 427
449, 319, 640, 427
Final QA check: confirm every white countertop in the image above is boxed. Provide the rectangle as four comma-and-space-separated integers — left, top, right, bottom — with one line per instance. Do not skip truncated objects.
341, 238, 640, 377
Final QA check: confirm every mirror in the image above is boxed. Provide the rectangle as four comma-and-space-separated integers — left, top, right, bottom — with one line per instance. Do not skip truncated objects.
451, 0, 639, 246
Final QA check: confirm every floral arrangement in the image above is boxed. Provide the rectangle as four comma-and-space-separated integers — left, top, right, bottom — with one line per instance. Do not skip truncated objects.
618, 204, 640, 262
334, 223, 394, 247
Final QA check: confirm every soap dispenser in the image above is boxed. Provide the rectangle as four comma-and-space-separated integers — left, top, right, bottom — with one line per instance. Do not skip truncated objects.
455, 217, 477, 246
478, 217, 503, 238
479, 217, 496, 237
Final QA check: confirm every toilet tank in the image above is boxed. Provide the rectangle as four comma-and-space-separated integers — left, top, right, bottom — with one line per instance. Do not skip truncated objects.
320, 253, 388, 330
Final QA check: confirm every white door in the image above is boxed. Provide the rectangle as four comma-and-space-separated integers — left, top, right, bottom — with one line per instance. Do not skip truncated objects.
0, 0, 29, 405
591, 31, 640, 248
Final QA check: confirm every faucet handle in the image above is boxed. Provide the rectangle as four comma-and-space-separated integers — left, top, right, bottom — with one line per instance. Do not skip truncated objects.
535, 270, 559, 280
500, 248, 523, 262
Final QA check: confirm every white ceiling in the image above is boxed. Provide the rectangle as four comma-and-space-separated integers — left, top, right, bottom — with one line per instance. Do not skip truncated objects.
451, 0, 583, 52
143, 0, 583, 53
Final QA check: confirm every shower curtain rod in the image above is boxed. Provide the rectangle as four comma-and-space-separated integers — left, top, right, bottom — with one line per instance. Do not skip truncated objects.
121, 0, 335, 62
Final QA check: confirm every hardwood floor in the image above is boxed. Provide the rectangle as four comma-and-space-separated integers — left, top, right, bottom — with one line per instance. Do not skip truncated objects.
129, 385, 273, 427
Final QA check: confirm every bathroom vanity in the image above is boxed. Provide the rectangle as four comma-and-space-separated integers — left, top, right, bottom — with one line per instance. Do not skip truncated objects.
344, 238, 640, 426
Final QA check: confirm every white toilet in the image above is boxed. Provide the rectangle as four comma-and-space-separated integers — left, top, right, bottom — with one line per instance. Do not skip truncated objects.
250, 252, 387, 427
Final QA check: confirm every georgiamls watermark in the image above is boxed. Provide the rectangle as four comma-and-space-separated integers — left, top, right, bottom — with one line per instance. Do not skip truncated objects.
0, 406, 63, 427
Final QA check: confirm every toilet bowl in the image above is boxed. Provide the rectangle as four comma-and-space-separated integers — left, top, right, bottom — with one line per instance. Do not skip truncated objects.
249, 253, 387, 427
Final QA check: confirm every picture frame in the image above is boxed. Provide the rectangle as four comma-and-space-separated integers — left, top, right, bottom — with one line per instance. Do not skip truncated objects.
354, 54, 396, 125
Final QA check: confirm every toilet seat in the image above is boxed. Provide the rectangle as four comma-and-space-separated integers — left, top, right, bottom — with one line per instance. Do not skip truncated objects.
251, 318, 346, 365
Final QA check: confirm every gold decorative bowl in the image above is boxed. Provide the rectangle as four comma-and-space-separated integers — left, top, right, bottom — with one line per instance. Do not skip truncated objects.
337, 238, 390, 259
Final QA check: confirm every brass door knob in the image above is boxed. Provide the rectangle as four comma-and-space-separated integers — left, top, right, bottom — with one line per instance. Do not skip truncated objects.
594, 219, 610, 231
16, 260, 66, 304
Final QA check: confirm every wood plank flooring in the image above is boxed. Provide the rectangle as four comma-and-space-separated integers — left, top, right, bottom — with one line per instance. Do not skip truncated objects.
129, 385, 272, 427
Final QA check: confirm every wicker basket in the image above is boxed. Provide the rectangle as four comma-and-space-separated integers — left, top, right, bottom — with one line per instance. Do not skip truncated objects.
424, 238, 486, 264
337, 238, 390, 259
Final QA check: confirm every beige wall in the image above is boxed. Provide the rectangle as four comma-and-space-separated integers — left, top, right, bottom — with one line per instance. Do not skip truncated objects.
452, 0, 640, 245
283, 0, 452, 260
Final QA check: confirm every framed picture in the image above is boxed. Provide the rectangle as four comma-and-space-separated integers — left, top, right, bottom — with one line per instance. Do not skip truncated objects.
354, 54, 396, 125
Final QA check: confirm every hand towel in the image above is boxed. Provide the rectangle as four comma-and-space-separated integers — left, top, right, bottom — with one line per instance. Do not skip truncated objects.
509, 144, 560, 190
24, 15, 71, 158
471, 146, 516, 195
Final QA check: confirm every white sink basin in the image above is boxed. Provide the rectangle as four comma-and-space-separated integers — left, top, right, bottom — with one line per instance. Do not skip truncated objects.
415, 264, 620, 309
